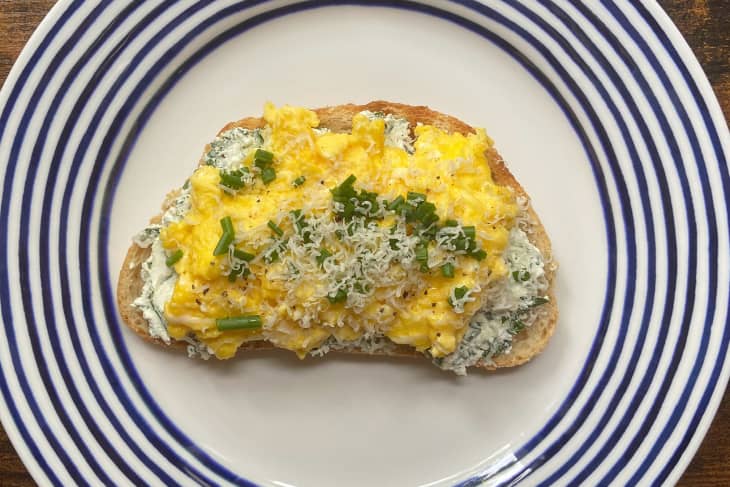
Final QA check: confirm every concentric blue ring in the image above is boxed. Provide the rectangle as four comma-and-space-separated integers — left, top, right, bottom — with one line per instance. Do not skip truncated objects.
0, 1, 727, 486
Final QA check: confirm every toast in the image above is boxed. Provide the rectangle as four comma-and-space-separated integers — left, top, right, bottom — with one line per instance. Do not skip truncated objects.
117, 102, 557, 372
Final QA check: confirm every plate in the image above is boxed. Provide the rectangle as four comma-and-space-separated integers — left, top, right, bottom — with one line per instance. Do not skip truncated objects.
1, 1, 728, 486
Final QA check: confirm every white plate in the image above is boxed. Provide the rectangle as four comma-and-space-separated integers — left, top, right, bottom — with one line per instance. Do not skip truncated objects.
1, 1, 728, 486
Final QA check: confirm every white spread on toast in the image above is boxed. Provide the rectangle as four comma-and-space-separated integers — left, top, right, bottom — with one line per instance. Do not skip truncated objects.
130, 110, 550, 373
132, 232, 175, 344
361, 110, 415, 153
131, 191, 192, 344
434, 226, 548, 374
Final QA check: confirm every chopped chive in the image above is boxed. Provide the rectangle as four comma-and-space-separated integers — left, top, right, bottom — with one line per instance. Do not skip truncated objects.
220, 172, 244, 189
341, 174, 357, 188
414, 201, 436, 221
453, 238, 469, 251
415, 244, 428, 262
531, 296, 549, 307
462, 226, 476, 240
420, 212, 439, 227
387, 195, 405, 211
220, 168, 249, 190
216, 315, 263, 331
441, 262, 455, 278
448, 285, 470, 308
254, 149, 274, 164
233, 249, 255, 261
267, 220, 284, 237
521, 271, 531, 281
227, 270, 239, 282
261, 166, 276, 184
220, 215, 234, 235
444, 219, 458, 227
292, 175, 306, 187
327, 288, 347, 304
213, 217, 234, 256
165, 249, 183, 267
470, 249, 487, 261
512, 271, 520, 282
407, 191, 426, 204
454, 285, 469, 299
415, 243, 429, 272
317, 248, 332, 266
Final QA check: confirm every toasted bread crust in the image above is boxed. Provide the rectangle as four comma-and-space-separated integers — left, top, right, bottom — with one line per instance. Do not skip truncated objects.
116, 102, 557, 369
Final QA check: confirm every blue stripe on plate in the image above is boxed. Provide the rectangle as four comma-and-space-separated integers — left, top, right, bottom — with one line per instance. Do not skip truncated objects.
0, 1, 99, 485
562, 3, 702, 483
493, 2, 665, 483
598, 3, 718, 483
531, 2, 673, 483
20, 3, 171, 484
48, 2, 231, 484
634, 2, 730, 482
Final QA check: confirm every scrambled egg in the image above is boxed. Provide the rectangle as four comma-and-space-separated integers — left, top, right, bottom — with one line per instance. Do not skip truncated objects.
159, 104, 519, 359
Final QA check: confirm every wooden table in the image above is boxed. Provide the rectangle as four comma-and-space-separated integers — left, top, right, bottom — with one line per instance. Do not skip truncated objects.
0, 1, 727, 485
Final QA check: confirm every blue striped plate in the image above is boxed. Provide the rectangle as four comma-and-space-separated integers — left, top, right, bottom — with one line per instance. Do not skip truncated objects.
1, 1, 728, 485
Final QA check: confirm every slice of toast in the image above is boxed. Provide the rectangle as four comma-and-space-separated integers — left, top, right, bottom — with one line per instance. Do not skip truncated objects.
117, 102, 557, 370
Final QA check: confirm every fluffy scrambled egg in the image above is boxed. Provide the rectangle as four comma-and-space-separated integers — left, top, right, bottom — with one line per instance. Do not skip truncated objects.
159, 104, 519, 359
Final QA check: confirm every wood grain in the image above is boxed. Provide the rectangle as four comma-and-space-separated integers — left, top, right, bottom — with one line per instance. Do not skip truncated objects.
0, 1, 727, 485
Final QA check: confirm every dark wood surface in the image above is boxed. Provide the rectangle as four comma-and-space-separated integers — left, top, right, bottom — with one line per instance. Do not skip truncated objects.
0, 1, 727, 485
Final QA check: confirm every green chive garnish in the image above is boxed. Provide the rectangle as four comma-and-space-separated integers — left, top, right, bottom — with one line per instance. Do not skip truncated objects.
165, 249, 183, 267
233, 249, 255, 261
387, 195, 404, 211
220, 215, 234, 234
531, 296, 549, 307
261, 166, 276, 184
317, 248, 332, 266
441, 262, 454, 278
444, 219, 458, 227
462, 226, 476, 240
216, 315, 263, 331
453, 238, 469, 251
327, 288, 347, 304
213, 216, 235, 256
254, 149, 274, 164
448, 285, 469, 308
292, 175, 306, 187
470, 249, 487, 261
267, 220, 284, 237
454, 286, 468, 299
407, 191, 426, 204
220, 167, 249, 190
340, 174, 357, 188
